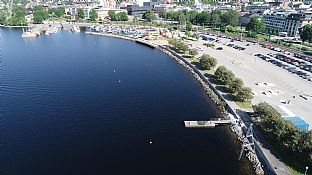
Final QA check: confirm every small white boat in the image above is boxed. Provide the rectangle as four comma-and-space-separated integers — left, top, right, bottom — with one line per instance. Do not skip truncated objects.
71, 26, 80, 32
22, 31, 37, 38
45, 28, 58, 35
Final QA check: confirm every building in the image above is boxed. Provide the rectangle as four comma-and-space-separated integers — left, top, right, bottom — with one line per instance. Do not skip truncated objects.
126, 5, 151, 15
245, 2, 271, 13
239, 13, 261, 27
263, 10, 312, 37
285, 13, 304, 37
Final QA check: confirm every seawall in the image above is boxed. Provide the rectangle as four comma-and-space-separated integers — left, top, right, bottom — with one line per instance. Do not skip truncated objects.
86, 31, 281, 175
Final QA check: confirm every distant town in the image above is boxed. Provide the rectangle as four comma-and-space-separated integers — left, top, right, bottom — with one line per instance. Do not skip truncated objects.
1, 0, 312, 40
1, 0, 311, 175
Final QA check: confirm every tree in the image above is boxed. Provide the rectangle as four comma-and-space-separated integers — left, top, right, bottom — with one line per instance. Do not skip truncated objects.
210, 13, 221, 28
196, 11, 209, 26
186, 21, 192, 31
77, 8, 84, 19
116, 12, 128, 21
189, 48, 198, 56
252, 102, 312, 169
178, 13, 186, 25
89, 9, 97, 21
199, 54, 217, 70
0, 10, 7, 25
159, 11, 167, 19
142, 9, 156, 22
33, 5, 48, 24
214, 66, 235, 85
300, 24, 312, 43
7, 5, 27, 26
229, 78, 244, 94
108, 10, 116, 21
176, 41, 188, 52
246, 16, 265, 34
55, 7, 65, 17
221, 10, 239, 27
236, 87, 253, 102
187, 10, 198, 24
168, 39, 188, 53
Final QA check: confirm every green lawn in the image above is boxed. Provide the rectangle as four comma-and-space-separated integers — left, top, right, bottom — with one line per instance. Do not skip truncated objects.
235, 101, 252, 109
288, 166, 304, 175
204, 69, 215, 75
189, 57, 199, 62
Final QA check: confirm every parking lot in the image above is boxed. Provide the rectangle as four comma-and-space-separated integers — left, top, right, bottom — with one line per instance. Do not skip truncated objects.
189, 35, 312, 128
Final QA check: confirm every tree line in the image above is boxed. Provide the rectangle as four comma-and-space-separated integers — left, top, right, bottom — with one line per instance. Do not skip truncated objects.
252, 102, 312, 172
0, 5, 99, 26
108, 10, 128, 21
159, 10, 240, 29
214, 66, 252, 102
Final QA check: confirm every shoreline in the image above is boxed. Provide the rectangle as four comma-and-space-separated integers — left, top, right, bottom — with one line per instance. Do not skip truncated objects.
86, 32, 225, 113
86, 31, 265, 174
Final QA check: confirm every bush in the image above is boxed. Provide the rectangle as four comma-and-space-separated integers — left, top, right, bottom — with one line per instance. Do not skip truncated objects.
214, 66, 235, 85
189, 48, 198, 56
235, 87, 252, 102
168, 39, 188, 53
199, 54, 217, 70
228, 78, 243, 94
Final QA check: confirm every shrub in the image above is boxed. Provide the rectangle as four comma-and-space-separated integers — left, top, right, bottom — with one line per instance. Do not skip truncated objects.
199, 54, 217, 70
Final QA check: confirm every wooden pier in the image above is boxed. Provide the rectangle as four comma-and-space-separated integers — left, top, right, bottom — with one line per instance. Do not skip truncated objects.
184, 118, 230, 128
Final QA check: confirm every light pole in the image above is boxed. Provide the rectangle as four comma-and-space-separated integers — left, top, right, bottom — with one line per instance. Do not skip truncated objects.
304, 166, 309, 175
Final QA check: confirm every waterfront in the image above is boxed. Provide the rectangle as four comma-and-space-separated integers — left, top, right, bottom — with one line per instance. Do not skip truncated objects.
1, 28, 255, 175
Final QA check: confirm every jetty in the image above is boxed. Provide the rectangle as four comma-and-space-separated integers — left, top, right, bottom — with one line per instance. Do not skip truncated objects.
184, 118, 230, 128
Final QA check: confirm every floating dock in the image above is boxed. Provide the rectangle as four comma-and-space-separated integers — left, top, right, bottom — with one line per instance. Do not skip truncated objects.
184, 118, 230, 128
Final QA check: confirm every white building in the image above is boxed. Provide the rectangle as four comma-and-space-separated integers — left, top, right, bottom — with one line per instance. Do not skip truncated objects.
263, 10, 312, 36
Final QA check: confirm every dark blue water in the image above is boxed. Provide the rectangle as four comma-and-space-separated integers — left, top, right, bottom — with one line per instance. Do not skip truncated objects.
1, 28, 254, 175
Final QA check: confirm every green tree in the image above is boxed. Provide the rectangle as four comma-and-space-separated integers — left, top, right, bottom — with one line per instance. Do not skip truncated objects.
55, 7, 65, 17
199, 54, 217, 70
210, 13, 221, 28
229, 78, 244, 94
214, 66, 235, 85
236, 87, 253, 102
159, 11, 167, 19
142, 9, 156, 22
168, 39, 188, 53
33, 5, 48, 24
187, 10, 198, 24
108, 10, 116, 21
221, 10, 239, 27
246, 16, 265, 34
0, 10, 7, 25
252, 102, 312, 170
196, 11, 209, 26
300, 24, 312, 43
7, 5, 27, 26
116, 12, 128, 21
89, 9, 97, 21
77, 8, 84, 19
189, 48, 198, 56
186, 21, 192, 31
178, 13, 186, 25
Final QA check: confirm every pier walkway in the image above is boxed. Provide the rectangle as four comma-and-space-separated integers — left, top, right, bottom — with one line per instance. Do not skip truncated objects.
184, 118, 230, 128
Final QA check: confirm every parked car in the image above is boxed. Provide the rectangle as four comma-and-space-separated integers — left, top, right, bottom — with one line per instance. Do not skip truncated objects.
216, 47, 223, 50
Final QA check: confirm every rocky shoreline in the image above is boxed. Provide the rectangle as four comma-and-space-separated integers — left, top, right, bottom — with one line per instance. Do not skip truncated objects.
85, 31, 265, 175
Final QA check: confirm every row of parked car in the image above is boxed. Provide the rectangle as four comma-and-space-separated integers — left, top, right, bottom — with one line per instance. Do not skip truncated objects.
294, 53, 312, 64
255, 53, 312, 81
226, 43, 246, 50
274, 54, 312, 73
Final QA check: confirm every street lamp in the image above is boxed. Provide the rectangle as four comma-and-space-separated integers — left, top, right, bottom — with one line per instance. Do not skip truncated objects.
305, 166, 309, 175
